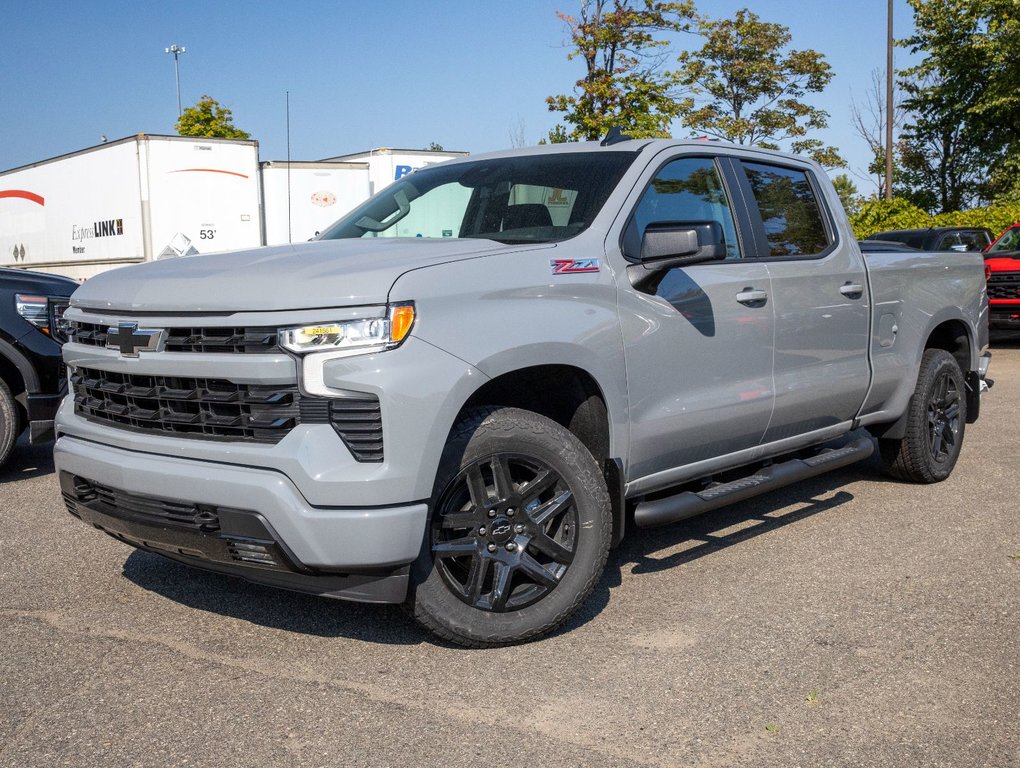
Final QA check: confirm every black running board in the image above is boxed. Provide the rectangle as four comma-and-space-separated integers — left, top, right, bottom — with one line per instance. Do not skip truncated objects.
634, 436, 875, 529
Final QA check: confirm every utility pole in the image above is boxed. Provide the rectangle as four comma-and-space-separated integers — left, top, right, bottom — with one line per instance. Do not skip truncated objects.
885, 1, 893, 200
165, 44, 187, 119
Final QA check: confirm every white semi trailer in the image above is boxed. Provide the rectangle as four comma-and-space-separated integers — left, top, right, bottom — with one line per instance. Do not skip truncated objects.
1, 138, 466, 280
0, 135, 262, 281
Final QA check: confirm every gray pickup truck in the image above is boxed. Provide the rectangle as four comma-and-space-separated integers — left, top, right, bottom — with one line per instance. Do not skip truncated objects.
54, 137, 991, 646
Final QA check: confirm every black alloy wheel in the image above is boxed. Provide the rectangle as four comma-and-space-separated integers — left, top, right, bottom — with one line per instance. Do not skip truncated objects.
927, 368, 961, 463
410, 406, 611, 647
431, 453, 577, 612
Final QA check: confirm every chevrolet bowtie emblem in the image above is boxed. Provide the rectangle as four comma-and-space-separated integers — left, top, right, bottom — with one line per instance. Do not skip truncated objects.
106, 322, 166, 357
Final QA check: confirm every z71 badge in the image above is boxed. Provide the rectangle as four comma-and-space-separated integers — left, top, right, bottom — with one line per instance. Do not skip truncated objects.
550, 258, 600, 274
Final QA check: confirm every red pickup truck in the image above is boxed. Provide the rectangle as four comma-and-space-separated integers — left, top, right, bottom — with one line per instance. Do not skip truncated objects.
985, 224, 1020, 330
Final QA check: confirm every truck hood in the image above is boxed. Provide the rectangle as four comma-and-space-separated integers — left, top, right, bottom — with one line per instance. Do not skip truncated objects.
71, 239, 509, 312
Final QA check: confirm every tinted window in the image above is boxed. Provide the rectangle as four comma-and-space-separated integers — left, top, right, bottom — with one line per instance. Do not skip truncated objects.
317, 152, 636, 244
628, 157, 740, 260
936, 230, 991, 252
742, 162, 830, 257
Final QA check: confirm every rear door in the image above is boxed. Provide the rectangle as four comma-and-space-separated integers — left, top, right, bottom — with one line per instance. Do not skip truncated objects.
734, 160, 871, 442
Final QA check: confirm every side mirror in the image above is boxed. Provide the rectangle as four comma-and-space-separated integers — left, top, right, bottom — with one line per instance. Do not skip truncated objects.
640, 220, 726, 265
628, 220, 727, 291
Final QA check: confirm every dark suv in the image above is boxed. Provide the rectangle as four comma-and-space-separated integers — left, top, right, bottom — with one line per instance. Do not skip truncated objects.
0, 268, 77, 468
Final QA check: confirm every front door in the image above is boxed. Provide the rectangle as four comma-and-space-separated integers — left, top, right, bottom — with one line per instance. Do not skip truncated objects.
617, 154, 775, 487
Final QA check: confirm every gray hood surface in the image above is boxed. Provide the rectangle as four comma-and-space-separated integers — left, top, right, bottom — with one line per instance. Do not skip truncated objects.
71, 239, 508, 313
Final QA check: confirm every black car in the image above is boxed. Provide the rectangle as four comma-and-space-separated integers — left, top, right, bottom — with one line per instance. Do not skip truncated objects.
0, 268, 77, 468
857, 239, 922, 254
865, 226, 994, 252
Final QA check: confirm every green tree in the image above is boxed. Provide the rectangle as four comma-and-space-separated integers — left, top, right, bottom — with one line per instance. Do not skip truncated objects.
546, 0, 696, 141
423, 142, 445, 151
175, 95, 250, 140
832, 174, 861, 218
676, 8, 843, 167
900, 0, 1020, 204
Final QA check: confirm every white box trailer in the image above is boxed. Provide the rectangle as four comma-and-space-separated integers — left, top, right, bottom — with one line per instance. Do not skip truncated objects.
0, 135, 261, 281
320, 148, 468, 196
260, 161, 370, 245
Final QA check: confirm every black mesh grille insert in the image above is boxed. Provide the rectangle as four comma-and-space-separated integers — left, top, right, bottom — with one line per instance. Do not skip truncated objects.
329, 397, 384, 462
987, 272, 1020, 300
71, 367, 326, 443
64, 476, 223, 533
70, 321, 280, 353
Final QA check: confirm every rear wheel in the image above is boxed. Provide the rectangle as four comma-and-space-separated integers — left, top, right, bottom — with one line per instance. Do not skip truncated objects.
880, 349, 966, 483
0, 379, 20, 469
410, 407, 611, 647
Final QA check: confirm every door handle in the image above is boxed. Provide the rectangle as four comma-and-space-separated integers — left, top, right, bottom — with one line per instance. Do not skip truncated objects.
840, 282, 864, 299
736, 288, 768, 306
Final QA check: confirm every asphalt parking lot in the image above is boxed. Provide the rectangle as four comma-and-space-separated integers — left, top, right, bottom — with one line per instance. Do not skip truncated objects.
2, 344, 1018, 768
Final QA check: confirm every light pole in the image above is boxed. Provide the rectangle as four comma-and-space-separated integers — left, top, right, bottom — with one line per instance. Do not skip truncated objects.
165, 44, 187, 119
885, 1, 893, 200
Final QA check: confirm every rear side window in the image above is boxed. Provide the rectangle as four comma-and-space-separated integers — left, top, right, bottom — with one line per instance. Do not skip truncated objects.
742, 162, 830, 257
936, 231, 991, 252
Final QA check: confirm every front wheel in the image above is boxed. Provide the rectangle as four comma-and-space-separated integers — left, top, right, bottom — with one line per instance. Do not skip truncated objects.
880, 348, 967, 483
0, 379, 20, 469
410, 407, 611, 647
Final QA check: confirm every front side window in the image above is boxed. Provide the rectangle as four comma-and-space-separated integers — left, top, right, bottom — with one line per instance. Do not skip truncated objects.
742, 162, 830, 257
988, 225, 1020, 254
317, 152, 636, 244
627, 157, 741, 260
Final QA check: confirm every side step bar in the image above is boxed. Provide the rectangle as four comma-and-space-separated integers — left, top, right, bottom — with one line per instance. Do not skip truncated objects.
634, 436, 875, 529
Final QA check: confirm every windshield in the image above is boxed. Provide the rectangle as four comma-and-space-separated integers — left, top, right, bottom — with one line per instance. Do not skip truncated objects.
317, 151, 637, 244
988, 225, 1020, 254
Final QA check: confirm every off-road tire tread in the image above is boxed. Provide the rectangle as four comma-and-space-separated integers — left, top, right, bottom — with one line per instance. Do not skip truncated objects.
410, 406, 611, 648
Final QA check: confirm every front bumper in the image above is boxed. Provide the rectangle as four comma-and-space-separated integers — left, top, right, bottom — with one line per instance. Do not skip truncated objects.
989, 309, 1020, 329
27, 391, 64, 443
54, 435, 428, 594
60, 471, 410, 602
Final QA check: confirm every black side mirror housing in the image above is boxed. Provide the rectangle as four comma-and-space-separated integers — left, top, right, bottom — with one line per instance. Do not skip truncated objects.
628, 220, 728, 291
640, 220, 726, 265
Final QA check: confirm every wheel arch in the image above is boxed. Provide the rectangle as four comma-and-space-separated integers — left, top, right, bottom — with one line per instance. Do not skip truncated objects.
447, 358, 627, 547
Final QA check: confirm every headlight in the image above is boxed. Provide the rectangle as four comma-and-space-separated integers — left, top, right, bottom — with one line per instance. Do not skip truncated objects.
15, 294, 72, 342
280, 303, 415, 356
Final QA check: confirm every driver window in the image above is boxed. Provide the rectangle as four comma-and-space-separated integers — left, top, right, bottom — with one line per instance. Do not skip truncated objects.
632, 157, 741, 260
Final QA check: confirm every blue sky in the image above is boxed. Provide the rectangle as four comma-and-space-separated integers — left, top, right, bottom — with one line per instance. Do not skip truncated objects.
2, 1, 917, 194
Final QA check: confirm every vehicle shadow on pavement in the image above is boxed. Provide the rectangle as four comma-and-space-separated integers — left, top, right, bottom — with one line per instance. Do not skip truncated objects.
121, 550, 426, 645
0, 435, 55, 484
555, 462, 874, 637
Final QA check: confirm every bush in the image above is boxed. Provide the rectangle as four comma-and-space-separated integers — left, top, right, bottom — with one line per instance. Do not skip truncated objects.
850, 197, 1020, 240
850, 198, 930, 238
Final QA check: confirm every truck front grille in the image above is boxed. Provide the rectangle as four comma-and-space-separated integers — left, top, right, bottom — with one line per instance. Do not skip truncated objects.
70, 321, 280, 353
71, 367, 321, 443
987, 272, 1020, 300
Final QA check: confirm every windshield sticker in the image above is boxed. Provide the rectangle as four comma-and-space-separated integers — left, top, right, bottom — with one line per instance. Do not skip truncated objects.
551, 258, 600, 275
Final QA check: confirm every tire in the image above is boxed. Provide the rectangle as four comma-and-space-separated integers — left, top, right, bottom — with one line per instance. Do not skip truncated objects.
0, 378, 20, 469
880, 349, 966, 483
409, 406, 612, 647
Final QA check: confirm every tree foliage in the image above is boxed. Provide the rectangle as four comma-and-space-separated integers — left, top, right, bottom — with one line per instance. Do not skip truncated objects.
849, 196, 1020, 240
832, 174, 861, 219
546, 0, 696, 141
175, 95, 250, 140
677, 8, 843, 167
899, 0, 1020, 208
